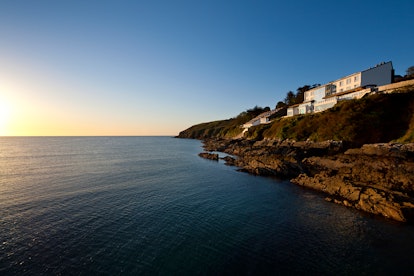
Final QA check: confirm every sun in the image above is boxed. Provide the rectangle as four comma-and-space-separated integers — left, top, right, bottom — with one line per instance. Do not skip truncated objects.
0, 100, 12, 136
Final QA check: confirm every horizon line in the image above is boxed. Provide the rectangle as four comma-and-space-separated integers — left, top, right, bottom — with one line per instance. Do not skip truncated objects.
0, 135, 178, 138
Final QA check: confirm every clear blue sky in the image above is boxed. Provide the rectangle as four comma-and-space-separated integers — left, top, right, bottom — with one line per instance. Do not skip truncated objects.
0, 0, 413, 135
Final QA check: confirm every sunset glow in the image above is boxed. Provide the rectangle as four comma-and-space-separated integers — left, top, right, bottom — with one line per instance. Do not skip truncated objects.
0, 98, 12, 136
0, 1, 413, 136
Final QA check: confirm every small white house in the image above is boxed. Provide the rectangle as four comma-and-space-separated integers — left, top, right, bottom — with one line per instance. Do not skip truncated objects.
242, 108, 282, 133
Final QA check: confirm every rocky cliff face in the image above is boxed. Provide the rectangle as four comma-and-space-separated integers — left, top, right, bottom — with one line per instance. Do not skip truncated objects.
292, 144, 414, 222
201, 139, 414, 222
185, 91, 414, 222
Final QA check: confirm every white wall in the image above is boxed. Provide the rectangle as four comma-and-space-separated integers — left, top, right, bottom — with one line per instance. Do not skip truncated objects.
287, 62, 393, 117
287, 106, 299, 117
299, 103, 313, 114
337, 88, 371, 100
331, 72, 361, 93
304, 86, 326, 102
260, 117, 268, 124
313, 86, 326, 101
314, 98, 337, 112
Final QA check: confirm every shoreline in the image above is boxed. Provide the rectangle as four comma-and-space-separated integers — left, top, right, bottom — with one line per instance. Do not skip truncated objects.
198, 138, 414, 222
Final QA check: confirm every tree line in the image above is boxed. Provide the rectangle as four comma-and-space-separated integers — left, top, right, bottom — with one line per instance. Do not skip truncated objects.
275, 84, 320, 108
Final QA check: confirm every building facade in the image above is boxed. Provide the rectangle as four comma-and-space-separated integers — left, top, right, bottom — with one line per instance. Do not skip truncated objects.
287, 62, 393, 116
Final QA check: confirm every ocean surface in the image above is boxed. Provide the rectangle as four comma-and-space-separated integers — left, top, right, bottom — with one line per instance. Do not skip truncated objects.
1, 137, 414, 275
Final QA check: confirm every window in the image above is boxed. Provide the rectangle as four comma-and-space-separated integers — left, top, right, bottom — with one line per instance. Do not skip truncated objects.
354, 75, 359, 82
346, 78, 351, 84
339, 81, 343, 87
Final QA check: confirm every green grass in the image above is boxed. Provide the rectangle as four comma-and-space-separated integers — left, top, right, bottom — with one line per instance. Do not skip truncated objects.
178, 91, 414, 145
263, 92, 414, 145
177, 107, 270, 139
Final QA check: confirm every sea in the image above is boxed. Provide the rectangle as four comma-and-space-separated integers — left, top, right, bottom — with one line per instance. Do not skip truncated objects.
1, 136, 414, 275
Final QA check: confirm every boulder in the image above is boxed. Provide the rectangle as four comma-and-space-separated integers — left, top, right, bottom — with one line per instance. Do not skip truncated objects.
198, 152, 219, 161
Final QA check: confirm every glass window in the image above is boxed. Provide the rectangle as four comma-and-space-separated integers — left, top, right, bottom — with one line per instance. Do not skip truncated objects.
354, 75, 359, 82
339, 81, 343, 87
346, 78, 351, 84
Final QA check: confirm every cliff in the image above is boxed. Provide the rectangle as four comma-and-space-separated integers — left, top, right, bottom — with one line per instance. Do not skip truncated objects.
179, 92, 414, 145
177, 106, 271, 139
180, 91, 414, 222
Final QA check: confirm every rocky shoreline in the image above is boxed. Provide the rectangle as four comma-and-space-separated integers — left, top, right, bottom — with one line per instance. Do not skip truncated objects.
198, 138, 414, 222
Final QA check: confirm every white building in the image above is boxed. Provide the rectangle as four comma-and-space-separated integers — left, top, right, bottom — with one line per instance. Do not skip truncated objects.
287, 62, 393, 116
242, 108, 283, 133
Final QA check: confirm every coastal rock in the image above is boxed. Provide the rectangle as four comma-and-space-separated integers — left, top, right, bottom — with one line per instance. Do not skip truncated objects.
221, 156, 236, 166
292, 144, 414, 222
201, 139, 346, 178
200, 138, 414, 222
198, 152, 219, 161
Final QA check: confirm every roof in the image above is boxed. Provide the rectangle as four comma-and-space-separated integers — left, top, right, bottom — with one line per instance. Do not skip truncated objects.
324, 87, 365, 99
287, 103, 301, 108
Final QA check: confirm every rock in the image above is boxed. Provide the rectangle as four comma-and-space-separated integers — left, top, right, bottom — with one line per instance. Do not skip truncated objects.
199, 138, 414, 222
221, 156, 236, 166
198, 152, 219, 161
292, 144, 414, 222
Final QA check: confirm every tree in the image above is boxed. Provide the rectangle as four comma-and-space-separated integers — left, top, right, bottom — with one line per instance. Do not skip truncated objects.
245, 106, 270, 117
295, 85, 310, 104
284, 91, 296, 105
276, 101, 286, 109
282, 84, 322, 106
406, 66, 414, 77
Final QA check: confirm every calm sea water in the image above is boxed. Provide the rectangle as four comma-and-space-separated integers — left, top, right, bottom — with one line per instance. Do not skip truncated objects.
1, 137, 414, 275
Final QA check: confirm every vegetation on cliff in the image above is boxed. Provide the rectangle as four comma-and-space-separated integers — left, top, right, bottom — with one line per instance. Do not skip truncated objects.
177, 106, 269, 139
187, 89, 414, 222
179, 91, 414, 145
259, 92, 414, 145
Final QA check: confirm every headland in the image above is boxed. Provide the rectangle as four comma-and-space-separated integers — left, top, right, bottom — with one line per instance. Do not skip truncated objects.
177, 89, 414, 222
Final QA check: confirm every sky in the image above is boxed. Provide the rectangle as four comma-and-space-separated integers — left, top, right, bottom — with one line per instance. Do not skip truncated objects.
0, 0, 413, 136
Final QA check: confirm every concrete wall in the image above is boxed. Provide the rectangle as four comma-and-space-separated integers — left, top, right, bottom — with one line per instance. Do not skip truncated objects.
361, 62, 393, 87
337, 88, 372, 100
314, 98, 337, 113
377, 79, 414, 93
